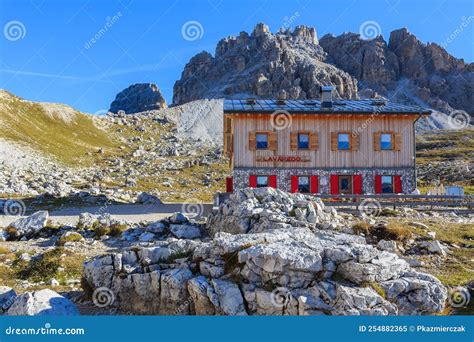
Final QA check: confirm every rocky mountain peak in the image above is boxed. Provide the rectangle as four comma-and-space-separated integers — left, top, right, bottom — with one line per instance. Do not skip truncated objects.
109, 83, 167, 114
173, 23, 357, 105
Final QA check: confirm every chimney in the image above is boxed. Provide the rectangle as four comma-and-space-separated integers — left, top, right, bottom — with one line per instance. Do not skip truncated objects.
320, 86, 334, 109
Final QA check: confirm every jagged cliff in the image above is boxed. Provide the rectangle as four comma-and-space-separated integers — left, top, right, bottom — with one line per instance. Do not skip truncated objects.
173, 23, 358, 105
172, 23, 472, 119
320, 28, 473, 115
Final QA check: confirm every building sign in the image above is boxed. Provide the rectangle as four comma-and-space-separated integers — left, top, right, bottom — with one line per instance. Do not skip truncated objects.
256, 155, 310, 162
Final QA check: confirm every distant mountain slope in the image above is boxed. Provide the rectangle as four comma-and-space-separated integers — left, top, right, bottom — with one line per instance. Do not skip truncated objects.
0, 89, 119, 166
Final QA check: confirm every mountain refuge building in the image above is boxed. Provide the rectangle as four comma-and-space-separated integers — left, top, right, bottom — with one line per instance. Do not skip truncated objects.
223, 87, 431, 195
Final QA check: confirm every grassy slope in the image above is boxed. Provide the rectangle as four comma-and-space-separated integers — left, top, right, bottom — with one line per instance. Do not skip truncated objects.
0, 89, 228, 202
416, 129, 474, 163
416, 129, 474, 193
0, 90, 120, 166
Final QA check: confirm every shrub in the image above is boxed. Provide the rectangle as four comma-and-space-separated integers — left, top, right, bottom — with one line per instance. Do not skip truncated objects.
109, 223, 128, 237
371, 222, 412, 242
0, 246, 10, 255
352, 221, 371, 235
380, 208, 401, 217
94, 224, 110, 238
57, 232, 83, 246
5, 226, 17, 239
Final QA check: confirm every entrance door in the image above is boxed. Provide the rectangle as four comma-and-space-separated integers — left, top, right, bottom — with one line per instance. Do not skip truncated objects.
338, 175, 353, 194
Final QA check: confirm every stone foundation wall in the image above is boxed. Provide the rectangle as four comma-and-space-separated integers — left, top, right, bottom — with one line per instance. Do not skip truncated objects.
232, 167, 416, 194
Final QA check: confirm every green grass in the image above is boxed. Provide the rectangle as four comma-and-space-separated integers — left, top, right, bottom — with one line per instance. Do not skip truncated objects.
416, 129, 474, 164
388, 218, 474, 287
56, 232, 83, 246
0, 90, 121, 166
14, 247, 84, 285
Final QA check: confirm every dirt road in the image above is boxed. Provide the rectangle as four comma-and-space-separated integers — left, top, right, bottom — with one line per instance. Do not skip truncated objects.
0, 203, 214, 226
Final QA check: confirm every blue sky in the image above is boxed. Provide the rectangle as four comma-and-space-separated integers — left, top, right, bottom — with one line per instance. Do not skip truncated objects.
0, 0, 473, 114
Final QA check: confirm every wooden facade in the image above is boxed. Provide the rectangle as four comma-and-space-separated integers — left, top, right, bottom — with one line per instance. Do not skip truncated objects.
224, 113, 419, 169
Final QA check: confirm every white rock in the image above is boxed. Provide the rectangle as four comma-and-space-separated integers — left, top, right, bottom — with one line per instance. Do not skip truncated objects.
420, 240, 447, 256
48, 278, 60, 286
8, 211, 49, 239
377, 239, 398, 252
139, 232, 155, 242
6, 289, 79, 316
170, 224, 201, 239
211, 279, 247, 315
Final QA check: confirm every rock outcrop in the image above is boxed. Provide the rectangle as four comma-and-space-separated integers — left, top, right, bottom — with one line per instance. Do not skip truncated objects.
4, 211, 49, 240
320, 28, 474, 116
6, 289, 79, 316
82, 188, 447, 316
109, 83, 167, 114
173, 23, 358, 105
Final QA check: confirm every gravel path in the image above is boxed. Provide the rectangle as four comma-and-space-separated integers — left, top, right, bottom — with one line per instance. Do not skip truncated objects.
0, 203, 214, 226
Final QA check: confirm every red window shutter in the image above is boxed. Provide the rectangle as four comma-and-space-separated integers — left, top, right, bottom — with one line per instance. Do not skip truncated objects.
375, 175, 382, 194
353, 175, 362, 194
330, 175, 339, 194
291, 176, 298, 193
394, 175, 402, 193
310, 175, 318, 194
249, 175, 257, 188
226, 177, 233, 193
269, 175, 277, 188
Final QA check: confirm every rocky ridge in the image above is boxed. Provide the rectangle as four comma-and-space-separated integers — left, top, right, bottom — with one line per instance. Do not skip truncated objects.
173, 23, 358, 105
320, 28, 473, 117
82, 188, 449, 316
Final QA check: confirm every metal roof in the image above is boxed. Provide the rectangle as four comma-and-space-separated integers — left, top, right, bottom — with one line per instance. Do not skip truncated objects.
223, 99, 431, 115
